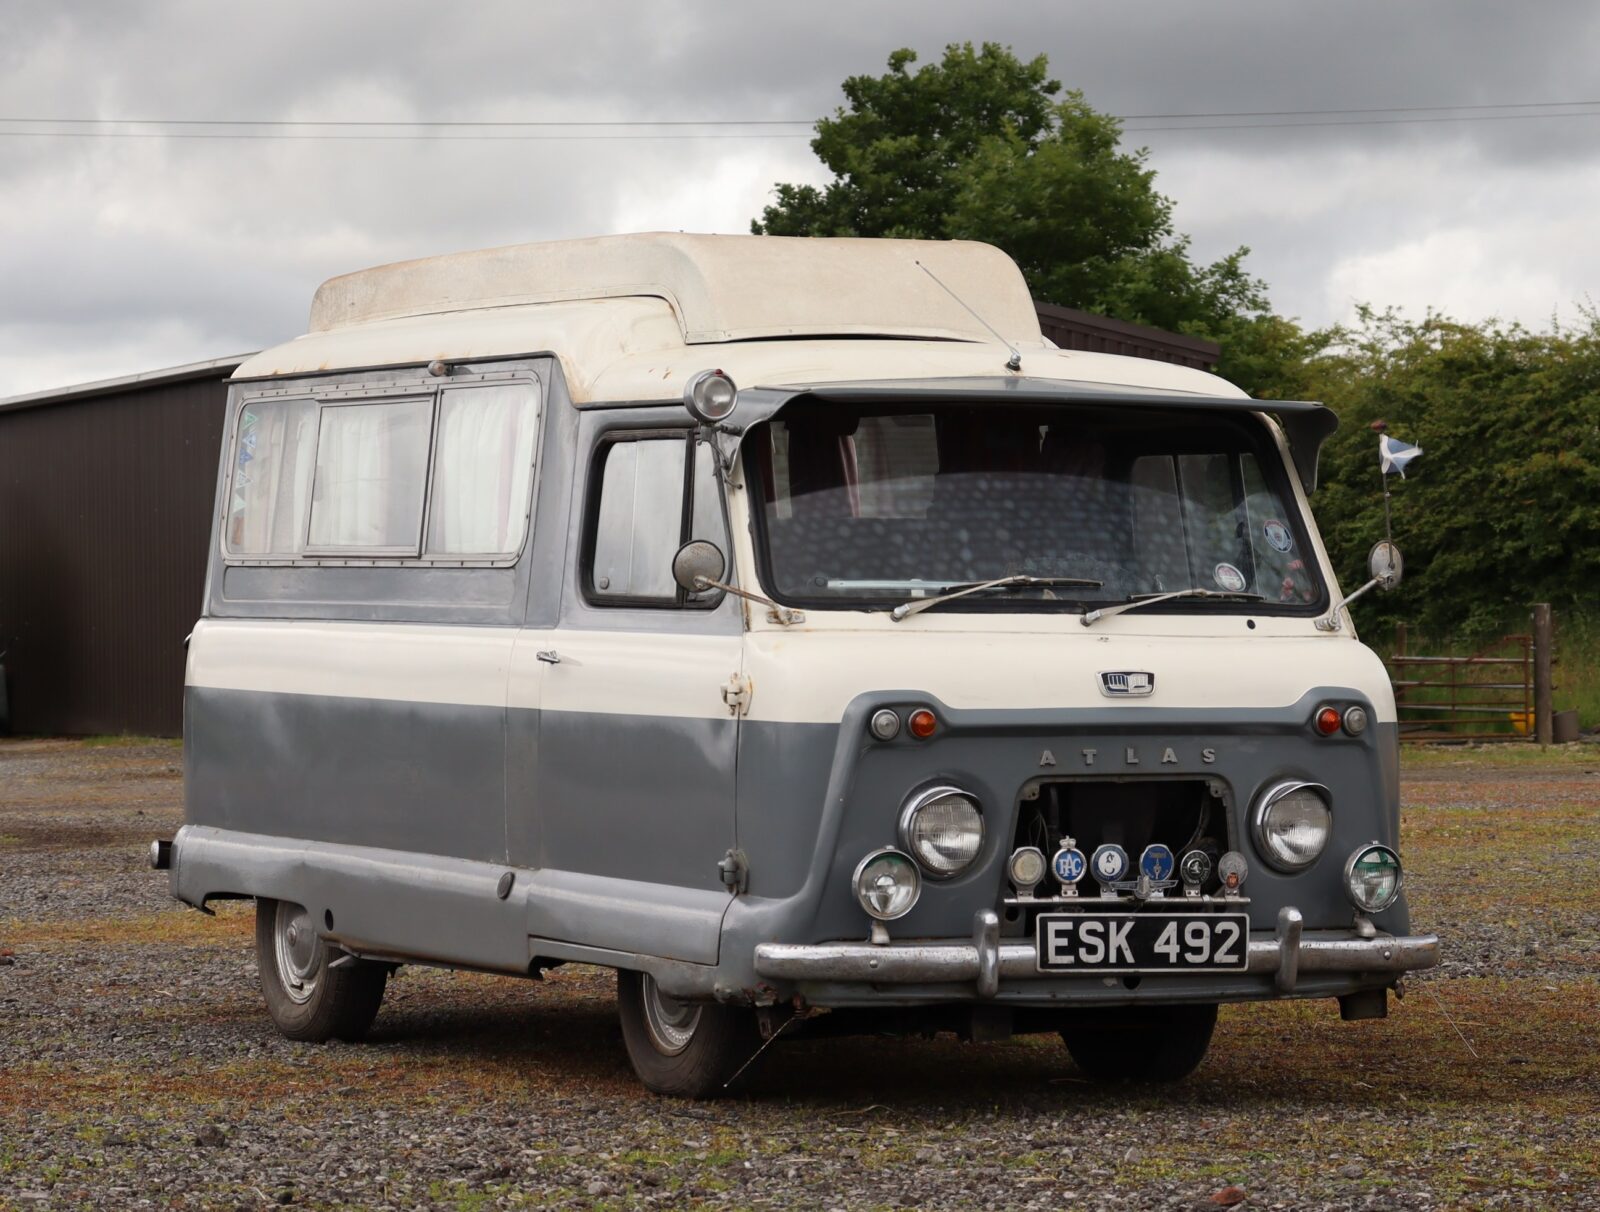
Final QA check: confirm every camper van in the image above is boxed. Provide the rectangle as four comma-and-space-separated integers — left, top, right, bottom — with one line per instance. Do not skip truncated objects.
155, 233, 1437, 1096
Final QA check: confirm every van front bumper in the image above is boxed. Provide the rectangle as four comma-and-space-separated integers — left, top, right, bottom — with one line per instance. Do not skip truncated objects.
753, 908, 1439, 1002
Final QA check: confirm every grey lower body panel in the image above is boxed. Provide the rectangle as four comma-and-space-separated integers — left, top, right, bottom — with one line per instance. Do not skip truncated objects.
168, 825, 727, 978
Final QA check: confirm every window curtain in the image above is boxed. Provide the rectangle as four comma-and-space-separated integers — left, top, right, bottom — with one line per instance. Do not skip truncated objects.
427, 384, 538, 555
308, 400, 430, 550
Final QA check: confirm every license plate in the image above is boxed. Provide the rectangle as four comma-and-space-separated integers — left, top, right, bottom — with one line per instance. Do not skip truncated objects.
1035, 912, 1250, 974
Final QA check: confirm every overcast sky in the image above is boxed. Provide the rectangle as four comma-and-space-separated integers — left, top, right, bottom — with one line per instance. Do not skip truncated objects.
3, 0, 1597, 397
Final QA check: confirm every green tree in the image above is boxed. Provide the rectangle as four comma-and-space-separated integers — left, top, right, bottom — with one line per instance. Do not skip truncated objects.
754, 42, 1268, 338
1305, 308, 1600, 639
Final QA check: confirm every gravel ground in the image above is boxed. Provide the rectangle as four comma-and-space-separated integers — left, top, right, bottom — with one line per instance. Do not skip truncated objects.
3, 737, 1599, 1210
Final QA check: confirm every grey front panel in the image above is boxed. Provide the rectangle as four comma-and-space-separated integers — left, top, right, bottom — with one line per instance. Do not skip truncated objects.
719, 691, 1409, 997
185, 686, 507, 864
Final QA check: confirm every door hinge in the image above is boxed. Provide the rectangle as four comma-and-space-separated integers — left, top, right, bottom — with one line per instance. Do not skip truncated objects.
718, 848, 749, 894
721, 672, 752, 716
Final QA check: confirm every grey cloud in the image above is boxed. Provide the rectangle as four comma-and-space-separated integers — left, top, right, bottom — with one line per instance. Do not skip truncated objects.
2, 1, 1597, 396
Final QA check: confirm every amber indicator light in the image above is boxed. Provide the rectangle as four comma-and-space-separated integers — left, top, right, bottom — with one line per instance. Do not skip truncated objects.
1315, 706, 1343, 735
908, 709, 938, 739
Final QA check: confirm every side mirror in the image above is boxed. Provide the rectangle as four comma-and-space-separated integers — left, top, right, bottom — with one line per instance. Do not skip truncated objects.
672, 540, 727, 593
1368, 541, 1403, 591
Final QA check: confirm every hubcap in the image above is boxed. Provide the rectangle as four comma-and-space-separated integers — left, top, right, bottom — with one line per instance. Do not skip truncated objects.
272, 901, 322, 1004
639, 974, 702, 1056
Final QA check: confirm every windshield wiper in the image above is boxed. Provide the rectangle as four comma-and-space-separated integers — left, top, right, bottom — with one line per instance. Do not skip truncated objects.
890, 574, 1104, 621
1080, 587, 1265, 627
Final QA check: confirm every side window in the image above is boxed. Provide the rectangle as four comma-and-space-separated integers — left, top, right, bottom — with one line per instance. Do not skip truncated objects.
225, 378, 541, 562
589, 433, 727, 606
227, 399, 318, 555
307, 399, 433, 553
426, 383, 540, 557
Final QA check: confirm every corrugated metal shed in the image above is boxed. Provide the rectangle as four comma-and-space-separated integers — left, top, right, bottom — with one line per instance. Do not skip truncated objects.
0, 357, 244, 736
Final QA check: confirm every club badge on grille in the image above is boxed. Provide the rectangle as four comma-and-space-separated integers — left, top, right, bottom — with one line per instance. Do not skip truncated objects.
1099, 671, 1155, 697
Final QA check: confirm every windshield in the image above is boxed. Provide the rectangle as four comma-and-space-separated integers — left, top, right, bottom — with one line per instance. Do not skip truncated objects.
744, 400, 1326, 613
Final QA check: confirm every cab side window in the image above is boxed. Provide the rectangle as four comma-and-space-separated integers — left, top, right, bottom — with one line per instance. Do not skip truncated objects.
588, 432, 727, 607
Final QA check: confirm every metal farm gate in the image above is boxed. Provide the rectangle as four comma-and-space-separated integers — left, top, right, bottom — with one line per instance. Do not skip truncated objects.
1388, 606, 1557, 742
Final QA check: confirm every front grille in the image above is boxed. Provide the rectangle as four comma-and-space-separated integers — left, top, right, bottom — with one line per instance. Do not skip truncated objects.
999, 778, 1237, 937
1011, 778, 1230, 893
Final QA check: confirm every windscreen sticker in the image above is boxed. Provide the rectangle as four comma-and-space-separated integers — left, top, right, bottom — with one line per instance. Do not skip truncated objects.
1213, 562, 1247, 592
1263, 519, 1293, 553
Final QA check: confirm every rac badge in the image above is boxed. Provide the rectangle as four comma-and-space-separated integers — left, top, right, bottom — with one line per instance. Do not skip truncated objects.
1099, 671, 1154, 698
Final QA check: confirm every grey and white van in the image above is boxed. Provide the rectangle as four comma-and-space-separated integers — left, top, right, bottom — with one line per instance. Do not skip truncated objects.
156, 233, 1438, 1096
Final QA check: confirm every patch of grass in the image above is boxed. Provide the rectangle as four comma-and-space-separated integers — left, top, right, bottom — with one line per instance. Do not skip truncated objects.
77, 735, 181, 748
1, 902, 253, 949
1553, 611, 1600, 727
1400, 741, 1597, 766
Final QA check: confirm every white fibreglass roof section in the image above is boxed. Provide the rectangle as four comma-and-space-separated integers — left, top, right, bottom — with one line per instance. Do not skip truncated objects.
307, 232, 1043, 345
234, 298, 1240, 403
236, 233, 1244, 403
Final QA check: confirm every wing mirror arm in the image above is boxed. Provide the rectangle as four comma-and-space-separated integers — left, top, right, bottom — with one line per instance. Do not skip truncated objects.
1316, 541, 1403, 633
693, 576, 805, 626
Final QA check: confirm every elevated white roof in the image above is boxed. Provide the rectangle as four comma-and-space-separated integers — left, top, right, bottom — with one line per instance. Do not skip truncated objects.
237, 233, 1243, 404
309, 232, 1042, 346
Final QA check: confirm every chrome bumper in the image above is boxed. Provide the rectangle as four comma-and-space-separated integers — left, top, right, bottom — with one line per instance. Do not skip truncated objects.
753, 908, 1440, 999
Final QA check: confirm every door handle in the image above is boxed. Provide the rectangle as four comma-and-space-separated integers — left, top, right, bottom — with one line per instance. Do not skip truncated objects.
536, 650, 561, 665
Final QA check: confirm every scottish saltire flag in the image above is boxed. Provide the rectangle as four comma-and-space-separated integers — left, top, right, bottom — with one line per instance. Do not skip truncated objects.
1379, 434, 1423, 478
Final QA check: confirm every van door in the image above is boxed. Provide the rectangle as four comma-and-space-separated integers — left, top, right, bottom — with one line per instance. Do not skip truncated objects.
515, 425, 740, 965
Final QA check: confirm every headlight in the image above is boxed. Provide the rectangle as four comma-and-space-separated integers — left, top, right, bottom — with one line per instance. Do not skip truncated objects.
898, 786, 984, 878
1251, 781, 1332, 871
1344, 843, 1402, 913
853, 848, 921, 920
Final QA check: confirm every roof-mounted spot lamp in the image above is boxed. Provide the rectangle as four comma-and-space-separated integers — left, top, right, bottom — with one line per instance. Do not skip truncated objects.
684, 369, 738, 425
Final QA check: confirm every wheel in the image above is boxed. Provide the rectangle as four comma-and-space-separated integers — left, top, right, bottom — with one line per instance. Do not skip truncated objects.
255, 898, 387, 1042
1059, 1003, 1218, 1082
616, 970, 760, 1098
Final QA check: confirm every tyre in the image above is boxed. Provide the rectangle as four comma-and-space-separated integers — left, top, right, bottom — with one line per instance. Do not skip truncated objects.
255, 898, 387, 1042
616, 970, 760, 1098
1059, 1002, 1218, 1082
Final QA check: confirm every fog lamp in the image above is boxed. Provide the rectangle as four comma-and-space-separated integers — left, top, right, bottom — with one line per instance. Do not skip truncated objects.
853, 848, 921, 920
683, 369, 738, 423
1008, 846, 1046, 893
899, 786, 984, 878
1344, 843, 1402, 913
1218, 850, 1249, 892
1252, 781, 1332, 872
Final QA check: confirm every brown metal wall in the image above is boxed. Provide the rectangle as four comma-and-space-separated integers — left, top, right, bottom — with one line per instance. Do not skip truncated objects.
1034, 302, 1221, 370
0, 372, 229, 736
